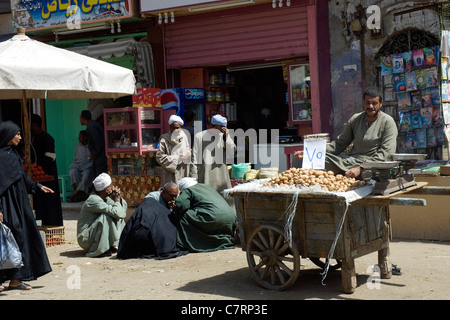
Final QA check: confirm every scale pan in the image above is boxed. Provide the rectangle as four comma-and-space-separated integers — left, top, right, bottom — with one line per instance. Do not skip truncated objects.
390, 153, 427, 161
360, 161, 400, 169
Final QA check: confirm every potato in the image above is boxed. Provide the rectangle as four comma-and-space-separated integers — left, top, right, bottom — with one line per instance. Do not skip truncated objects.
261, 168, 364, 192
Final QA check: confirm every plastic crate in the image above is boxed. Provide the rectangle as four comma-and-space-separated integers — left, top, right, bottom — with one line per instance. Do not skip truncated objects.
38, 226, 65, 247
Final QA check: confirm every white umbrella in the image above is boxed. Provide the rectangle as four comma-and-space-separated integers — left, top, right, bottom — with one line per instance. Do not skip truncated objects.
0, 27, 136, 172
0, 29, 136, 100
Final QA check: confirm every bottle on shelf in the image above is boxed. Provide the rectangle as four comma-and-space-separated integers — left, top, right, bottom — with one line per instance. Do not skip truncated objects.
224, 89, 230, 102
206, 88, 215, 102
209, 74, 218, 85
215, 87, 222, 102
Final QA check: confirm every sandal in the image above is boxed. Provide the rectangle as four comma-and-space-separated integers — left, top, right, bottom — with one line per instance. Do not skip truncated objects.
8, 282, 31, 290
392, 264, 402, 276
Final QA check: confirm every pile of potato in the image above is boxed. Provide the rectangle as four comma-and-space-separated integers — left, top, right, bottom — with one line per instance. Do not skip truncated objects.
262, 168, 365, 192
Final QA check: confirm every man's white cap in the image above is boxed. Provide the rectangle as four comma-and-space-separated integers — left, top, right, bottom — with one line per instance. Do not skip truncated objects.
93, 173, 112, 191
168, 115, 184, 126
211, 114, 227, 126
178, 177, 198, 191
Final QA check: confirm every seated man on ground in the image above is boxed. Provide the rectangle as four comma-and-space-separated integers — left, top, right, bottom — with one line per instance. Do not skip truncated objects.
173, 177, 237, 253
68, 130, 93, 202
117, 194, 188, 260
77, 173, 127, 257
144, 182, 179, 211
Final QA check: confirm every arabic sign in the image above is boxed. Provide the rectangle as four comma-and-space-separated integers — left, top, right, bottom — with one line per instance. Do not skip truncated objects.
140, 0, 217, 13
11, 0, 133, 31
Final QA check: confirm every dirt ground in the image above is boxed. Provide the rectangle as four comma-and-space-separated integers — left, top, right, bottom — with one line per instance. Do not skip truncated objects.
1, 202, 450, 302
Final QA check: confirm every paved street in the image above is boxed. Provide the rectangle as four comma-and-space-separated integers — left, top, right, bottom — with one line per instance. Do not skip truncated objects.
1, 202, 449, 303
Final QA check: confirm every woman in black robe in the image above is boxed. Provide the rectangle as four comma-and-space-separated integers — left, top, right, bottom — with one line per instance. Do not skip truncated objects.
0, 121, 52, 291
30, 114, 63, 226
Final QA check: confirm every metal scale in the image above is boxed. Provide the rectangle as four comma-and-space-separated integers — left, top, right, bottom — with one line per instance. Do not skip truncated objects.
361, 154, 426, 196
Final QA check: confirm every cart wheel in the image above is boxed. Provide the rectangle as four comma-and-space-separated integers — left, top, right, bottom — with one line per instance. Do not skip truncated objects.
310, 258, 342, 271
246, 224, 300, 291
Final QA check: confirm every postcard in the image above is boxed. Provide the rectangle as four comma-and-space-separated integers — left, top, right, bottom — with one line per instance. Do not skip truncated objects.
424, 47, 436, 66
405, 71, 417, 91
413, 48, 424, 69
410, 90, 422, 108
392, 53, 404, 73
420, 106, 433, 127
397, 92, 411, 109
416, 128, 427, 148
380, 56, 392, 76
393, 73, 406, 92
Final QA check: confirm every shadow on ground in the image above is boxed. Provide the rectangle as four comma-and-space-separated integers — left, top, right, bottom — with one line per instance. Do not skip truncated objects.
176, 266, 375, 300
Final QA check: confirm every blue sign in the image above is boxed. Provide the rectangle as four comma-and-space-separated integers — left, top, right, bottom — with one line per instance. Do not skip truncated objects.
11, 0, 133, 31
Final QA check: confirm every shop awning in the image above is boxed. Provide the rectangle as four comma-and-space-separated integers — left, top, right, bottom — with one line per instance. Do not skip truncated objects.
68, 39, 136, 59
67, 39, 155, 88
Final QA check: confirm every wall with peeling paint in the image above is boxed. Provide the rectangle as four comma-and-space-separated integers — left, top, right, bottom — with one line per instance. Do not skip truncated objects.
327, 0, 440, 139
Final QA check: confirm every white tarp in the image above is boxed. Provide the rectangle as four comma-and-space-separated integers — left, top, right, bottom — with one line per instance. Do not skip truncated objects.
0, 33, 136, 100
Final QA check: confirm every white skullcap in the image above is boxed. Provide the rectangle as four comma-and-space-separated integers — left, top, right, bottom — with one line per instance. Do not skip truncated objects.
93, 173, 112, 192
178, 177, 198, 191
168, 115, 184, 126
211, 114, 227, 126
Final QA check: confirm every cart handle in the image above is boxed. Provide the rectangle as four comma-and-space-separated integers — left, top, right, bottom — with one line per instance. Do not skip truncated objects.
354, 197, 426, 206
406, 186, 450, 196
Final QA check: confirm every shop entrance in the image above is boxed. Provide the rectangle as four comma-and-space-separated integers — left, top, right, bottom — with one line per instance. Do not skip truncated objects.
230, 66, 288, 134
203, 64, 300, 167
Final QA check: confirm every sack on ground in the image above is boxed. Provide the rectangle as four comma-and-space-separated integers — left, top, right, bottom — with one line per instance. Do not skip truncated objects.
0, 222, 24, 270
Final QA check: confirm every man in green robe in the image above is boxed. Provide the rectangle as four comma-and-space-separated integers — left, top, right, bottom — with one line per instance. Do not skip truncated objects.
174, 177, 236, 252
77, 173, 127, 257
295, 87, 398, 178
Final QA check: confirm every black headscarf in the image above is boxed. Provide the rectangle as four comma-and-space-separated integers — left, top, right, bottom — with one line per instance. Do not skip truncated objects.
0, 121, 20, 147
0, 121, 24, 195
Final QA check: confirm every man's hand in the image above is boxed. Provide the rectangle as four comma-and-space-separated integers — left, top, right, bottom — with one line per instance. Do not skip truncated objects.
0, 212, 3, 223
345, 166, 361, 179
220, 127, 228, 135
294, 150, 304, 159
110, 186, 122, 202
178, 149, 192, 164
168, 200, 176, 212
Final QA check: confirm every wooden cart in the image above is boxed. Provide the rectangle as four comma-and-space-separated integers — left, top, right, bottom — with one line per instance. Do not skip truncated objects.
231, 182, 446, 293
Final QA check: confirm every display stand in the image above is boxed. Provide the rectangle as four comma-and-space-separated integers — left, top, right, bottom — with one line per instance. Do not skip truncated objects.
104, 107, 164, 206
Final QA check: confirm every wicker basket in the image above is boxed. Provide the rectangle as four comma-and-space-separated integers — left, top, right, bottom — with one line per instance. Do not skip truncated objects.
38, 226, 65, 247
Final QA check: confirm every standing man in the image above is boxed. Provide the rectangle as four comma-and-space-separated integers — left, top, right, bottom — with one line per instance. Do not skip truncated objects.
80, 110, 107, 177
295, 87, 398, 178
156, 115, 191, 186
68, 130, 93, 202
30, 114, 63, 226
183, 110, 196, 144
190, 114, 236, 194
